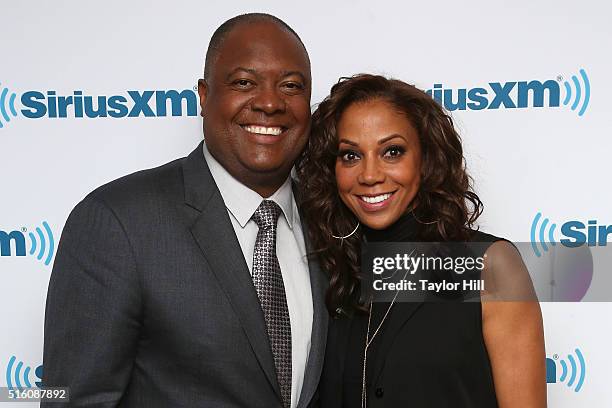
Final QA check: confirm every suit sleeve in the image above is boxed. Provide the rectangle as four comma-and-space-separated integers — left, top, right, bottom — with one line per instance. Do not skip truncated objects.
42, 196, 141, 407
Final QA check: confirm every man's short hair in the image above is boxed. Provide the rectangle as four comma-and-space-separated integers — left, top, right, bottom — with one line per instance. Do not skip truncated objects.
203, 13, 308, 80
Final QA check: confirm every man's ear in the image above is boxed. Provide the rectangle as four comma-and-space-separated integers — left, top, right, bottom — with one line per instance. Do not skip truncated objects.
197, 79, 208, 118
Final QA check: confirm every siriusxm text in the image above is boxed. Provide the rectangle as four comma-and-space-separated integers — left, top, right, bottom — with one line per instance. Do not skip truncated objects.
20, 90, 198, 118
427, 80, 560, 111
0, 230, 26, 256
560, 220, 612, 247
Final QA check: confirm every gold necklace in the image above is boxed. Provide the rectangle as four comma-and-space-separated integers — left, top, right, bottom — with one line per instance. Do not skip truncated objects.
361, 267, 409, 408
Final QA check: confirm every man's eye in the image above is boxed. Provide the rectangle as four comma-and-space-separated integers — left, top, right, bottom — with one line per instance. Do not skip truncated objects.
233, 79, 254, 88
284, 82, 303, 89
282, 82, 305, 94
383, 146, 405, 158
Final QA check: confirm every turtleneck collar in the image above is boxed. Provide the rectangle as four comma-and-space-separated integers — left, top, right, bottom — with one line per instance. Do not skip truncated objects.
362, 211, 421, 242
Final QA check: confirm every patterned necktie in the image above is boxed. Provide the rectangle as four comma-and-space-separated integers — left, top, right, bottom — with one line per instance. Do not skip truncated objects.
251, 200, 292, 408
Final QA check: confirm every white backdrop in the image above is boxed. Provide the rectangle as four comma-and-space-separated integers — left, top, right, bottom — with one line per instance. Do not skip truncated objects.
1, 0, 610, 406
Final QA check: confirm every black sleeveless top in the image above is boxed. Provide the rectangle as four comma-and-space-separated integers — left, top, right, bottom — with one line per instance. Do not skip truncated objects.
321, 213, 500, 408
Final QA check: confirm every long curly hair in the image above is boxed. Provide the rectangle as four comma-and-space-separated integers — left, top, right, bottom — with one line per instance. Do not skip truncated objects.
295, 74, 483, 316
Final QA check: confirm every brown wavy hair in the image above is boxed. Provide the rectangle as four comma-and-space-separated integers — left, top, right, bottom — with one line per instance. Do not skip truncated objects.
296, 74, 483, 316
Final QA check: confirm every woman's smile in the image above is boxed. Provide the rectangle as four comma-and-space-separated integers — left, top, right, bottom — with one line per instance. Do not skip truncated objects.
355, 191, 396, 211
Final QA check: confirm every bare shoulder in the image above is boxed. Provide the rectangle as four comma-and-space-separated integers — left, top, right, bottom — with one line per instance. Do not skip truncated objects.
481, 240, 537, 303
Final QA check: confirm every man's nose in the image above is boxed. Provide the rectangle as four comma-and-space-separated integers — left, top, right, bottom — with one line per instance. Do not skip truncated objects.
251, 85, 286, 115
357, 158, 385, 185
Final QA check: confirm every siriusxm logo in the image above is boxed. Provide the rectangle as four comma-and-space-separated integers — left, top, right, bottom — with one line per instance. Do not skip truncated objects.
427, 68, 590, 116
0, 83, 197, 128
5, 356, 43, 390
546, 348, 586, 392
530, 212, 611, 257
0, 221, 55, 265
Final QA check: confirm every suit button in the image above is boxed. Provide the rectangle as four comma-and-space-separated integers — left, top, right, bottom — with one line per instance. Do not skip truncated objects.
375, 387, 384, 398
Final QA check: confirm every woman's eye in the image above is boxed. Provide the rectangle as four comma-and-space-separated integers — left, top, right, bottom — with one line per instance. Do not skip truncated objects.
339, 150, 360, 162
383, 146, 405, 158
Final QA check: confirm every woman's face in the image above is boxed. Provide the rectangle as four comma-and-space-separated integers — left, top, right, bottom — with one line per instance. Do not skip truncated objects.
335, 99, 422, 230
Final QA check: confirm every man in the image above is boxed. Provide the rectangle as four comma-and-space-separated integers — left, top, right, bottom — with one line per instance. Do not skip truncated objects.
42, 13, 327, 408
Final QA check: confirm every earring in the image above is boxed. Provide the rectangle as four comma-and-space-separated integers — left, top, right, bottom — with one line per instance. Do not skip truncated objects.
331, 221, 360, 240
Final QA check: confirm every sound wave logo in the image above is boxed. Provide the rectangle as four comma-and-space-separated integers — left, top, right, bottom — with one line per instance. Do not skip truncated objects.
5, 356, 43, 390
546, 348, 586, 392
0, 82, 18, 129
0, 221, 55, 266
530, 212, 557, 257
27, 221, 55, 266
561, 69, 590, 117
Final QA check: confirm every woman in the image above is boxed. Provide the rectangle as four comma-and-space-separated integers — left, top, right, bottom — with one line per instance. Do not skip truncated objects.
296, 74, 546, 407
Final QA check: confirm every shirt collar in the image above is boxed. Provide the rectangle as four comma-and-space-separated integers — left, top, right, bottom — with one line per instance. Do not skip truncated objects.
203, 141, 295, 229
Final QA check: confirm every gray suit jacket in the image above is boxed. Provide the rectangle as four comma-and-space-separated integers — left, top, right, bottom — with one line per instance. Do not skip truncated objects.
42, 142, 328, 407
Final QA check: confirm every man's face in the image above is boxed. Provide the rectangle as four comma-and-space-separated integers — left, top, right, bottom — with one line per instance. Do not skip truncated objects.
199, 21, 311, 195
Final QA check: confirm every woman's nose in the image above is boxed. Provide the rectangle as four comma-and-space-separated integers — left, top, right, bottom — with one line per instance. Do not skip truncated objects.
357, 158, 384, 185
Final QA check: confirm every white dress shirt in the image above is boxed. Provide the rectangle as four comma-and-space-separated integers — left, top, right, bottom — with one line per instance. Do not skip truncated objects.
203, 143, 313, 408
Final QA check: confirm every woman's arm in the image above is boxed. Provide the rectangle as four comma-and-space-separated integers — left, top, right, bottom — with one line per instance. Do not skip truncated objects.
481, 241, 547, 408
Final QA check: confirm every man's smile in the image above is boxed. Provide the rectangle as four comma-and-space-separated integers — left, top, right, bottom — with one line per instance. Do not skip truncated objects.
241, 124, 286, 135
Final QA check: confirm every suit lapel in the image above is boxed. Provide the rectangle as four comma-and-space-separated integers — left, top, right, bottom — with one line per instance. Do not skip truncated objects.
294, 187, 329, 408
297, 251, 328, 408
183, 143, 281, 399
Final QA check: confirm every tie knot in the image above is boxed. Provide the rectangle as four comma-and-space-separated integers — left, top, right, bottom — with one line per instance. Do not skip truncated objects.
252, 200, 282, 230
